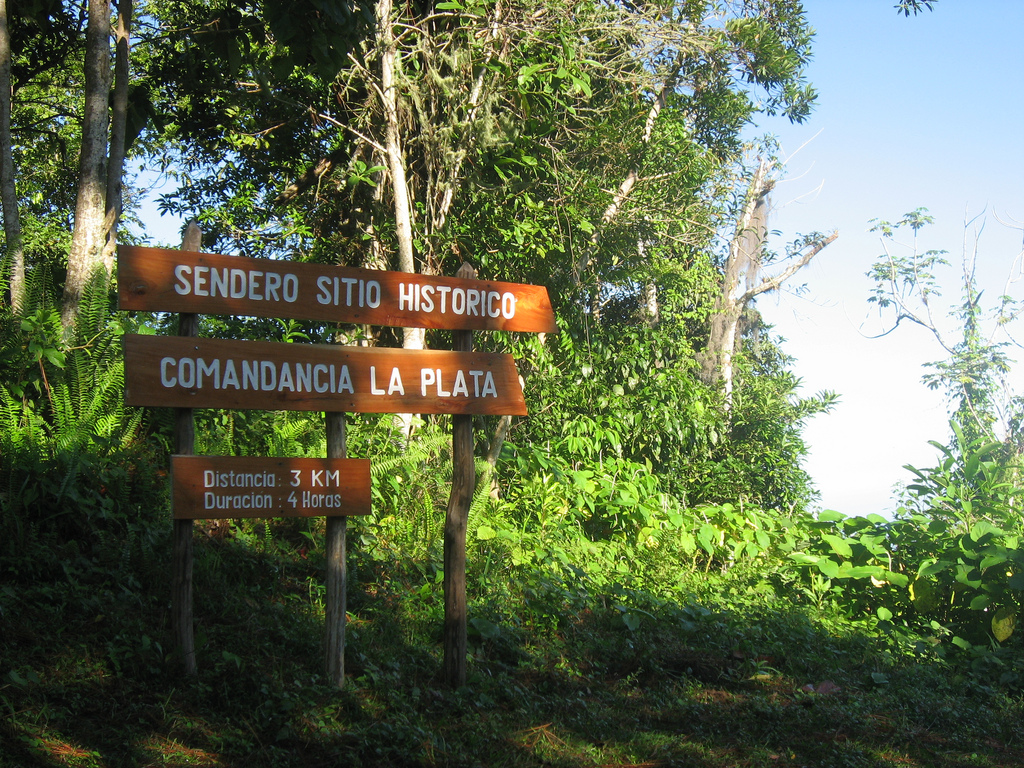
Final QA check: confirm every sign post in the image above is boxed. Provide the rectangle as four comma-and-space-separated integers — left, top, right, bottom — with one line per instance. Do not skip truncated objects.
118, 245, 557, 334
172, 222, 201, 677
119, 244, 556, 687
324, 409, 348, 686
123, 335, 527, 415
444, 262, 477, 688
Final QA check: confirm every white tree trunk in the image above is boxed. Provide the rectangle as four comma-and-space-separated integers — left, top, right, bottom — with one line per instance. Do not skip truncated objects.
377, 0, 421, 436
0, 0, 24, 314
101, 0, 131, 273
704, 157, 837, 408
62, 0, 112, 329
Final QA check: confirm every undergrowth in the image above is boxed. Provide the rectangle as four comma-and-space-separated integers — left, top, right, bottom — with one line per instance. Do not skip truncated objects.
2, 302, 1024, 766
3, 468, 1024, 767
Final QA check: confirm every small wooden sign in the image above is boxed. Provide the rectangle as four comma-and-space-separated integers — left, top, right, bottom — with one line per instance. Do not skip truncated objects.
171, 456, 371, 518
124, 335, 527, 415
118, 245, 558, 333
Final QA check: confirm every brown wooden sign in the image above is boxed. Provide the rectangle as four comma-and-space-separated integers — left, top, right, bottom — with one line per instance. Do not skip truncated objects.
124, 334, 527, 415
118, 245, 558, 333
171, 456, 371, 519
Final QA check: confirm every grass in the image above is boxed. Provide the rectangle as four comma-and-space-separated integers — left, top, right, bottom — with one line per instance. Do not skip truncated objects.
3, 512, 1024, 768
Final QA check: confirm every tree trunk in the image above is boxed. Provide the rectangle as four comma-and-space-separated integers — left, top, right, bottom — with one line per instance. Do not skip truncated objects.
702, 157, 837, 406
62, 0, 112, 329
377, 0, 417, 317
703, 158, 771, 402
0, 0, 24, 314
377, 0, 421, 436
101, 0, 131, 273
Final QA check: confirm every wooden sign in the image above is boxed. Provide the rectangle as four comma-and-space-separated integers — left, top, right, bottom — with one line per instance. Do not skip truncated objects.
124, 334, 527, 415
118, 245, 558, 333
171, 456, 371, 519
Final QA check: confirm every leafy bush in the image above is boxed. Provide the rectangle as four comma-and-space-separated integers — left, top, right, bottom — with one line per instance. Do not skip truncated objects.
784, 420, 1024, 683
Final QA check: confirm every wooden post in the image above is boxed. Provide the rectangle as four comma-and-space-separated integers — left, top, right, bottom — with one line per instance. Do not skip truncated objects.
172, 221, 201, 676
443, 262, 477, 688
324, 411, 347, 687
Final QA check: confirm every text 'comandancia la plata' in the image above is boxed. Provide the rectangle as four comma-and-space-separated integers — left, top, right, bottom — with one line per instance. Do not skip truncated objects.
158, 356, 500, 398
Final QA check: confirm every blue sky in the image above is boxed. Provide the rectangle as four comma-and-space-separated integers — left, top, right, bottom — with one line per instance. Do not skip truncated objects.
755, 1, 1024, 516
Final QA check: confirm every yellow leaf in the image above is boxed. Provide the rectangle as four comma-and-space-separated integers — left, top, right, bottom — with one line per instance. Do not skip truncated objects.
992, 608, 1016, 643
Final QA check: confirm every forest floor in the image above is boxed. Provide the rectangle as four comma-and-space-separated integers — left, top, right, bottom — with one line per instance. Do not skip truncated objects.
3, 525, 1024, 768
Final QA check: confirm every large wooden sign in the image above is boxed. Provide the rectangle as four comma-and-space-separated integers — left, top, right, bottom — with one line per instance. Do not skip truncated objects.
123, 334, 527, 415
171, 456, 371, 519
118, 245, 558, 333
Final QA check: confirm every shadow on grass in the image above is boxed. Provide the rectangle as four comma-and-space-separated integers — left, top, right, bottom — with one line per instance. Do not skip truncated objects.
3, 524, 1024, 768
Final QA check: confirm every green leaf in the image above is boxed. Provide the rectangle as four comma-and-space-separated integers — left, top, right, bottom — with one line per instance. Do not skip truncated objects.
821, 534, 853, 559
815, 558, 840, 579
817, 510, 845, 523
697, 524, 716, 555
970, 520, 1004, 544
992, 608, 1016, 642
621, 612, 641, 632
969, 594, 991, 610
476, 525, 496, 541
839, 564, 883, 579
910, 578, 940, 613
885, 571, 909, 587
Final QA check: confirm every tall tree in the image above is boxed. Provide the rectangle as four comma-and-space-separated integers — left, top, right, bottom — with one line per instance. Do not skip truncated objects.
703, 155, 837, 403
0, 0, 23, 313
62, 0, 133, 329
61, 0, 112, 328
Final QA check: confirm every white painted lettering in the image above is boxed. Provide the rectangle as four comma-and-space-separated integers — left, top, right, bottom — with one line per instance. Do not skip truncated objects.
336, 365, 353, 394
161, 357, 177, 387
399, 282, 415, 311
197, 358, 220, 388
314, 364, 330, 393
452, 369, 468, 397
370, 366, 385, 395
242, 360, 259, 389
222, 360, 239, 389
278, 362, 295, 391
174, 265, 191, 295
177, 358, 196, 389
265, 272, 282, 301
210, 267, 229, 297
283, 274, 298, 302
481, 371, 497, 397
248, 271, 263, 301
296, 363, 312, 392
260, 360, 276, 390
502, 293, 516, 319
343, 277, 358, 306
437, 286, 452, 313
194, 266, 209, 297
230, 269, 247, 299
420, 368, 436, 396
387, 367, 405, 396
316, 276, 331, 305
